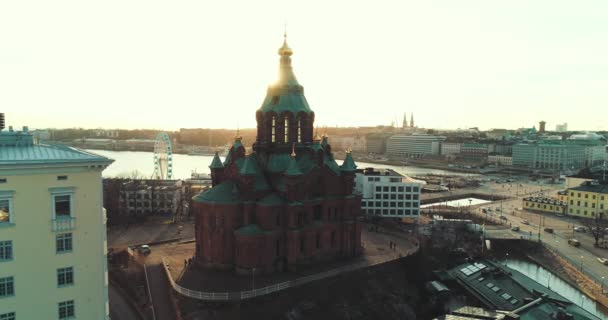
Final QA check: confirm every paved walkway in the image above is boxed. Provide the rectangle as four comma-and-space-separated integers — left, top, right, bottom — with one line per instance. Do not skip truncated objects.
109, 284, 142, 320
154, 226, 418, 301
145, 264, 176, 320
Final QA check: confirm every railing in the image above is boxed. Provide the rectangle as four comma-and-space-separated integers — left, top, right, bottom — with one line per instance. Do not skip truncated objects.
51, 217, 76, 232
162, 242, 420, 301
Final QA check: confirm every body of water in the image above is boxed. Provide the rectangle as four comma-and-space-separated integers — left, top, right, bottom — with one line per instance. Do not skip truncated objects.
506, 259, 608, 319
87, 149, 480, 179
421, 197, 490, 208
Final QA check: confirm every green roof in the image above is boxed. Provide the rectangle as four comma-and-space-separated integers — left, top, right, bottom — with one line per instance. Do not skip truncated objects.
259, 92, 312, 115
296, 153, 317, 174
311, 141, 323, 151
340, 152, 357, 172
235, 156, 270, 191
0, 144, 113, 166
239, 156, 257, 175
285, 155, 302, 176
324, 158, 341, 174
258, 38, 312, 115
235, 224, 266, 236
193, 180, 240, 204
258, 192, 286, 206
223, 139, 243, 165
209, 152, 224, 169
266, 153, 292, 173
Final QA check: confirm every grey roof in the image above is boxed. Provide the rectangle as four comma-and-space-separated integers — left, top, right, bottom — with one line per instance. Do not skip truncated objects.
0, 144, 113, 165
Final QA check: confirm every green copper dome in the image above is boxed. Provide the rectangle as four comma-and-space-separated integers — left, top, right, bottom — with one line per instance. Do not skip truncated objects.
258, 35, 313, 115
340, 152, 357, 172
239, 156, 258, 175
285, 155, 303, 176
209, 152, 224, 169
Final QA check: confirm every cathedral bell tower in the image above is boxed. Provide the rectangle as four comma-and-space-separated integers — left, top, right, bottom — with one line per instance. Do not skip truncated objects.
254, 33, 315, 154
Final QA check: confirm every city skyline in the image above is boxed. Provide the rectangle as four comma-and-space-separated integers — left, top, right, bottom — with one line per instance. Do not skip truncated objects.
2, 1, 608, 131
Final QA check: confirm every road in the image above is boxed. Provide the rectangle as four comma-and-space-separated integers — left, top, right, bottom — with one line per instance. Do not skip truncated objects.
109, 284, 142, 320
473, 181, 608, 289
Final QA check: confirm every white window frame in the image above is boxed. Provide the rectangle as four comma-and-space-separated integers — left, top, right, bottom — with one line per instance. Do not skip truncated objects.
0, 191, 15, 225
49, 187, 75, 220
0, 241, 13, 262
58, 300, 75, 319
57, 267, 74, 287
0, 276, 14, 298
56, 233, 73, 254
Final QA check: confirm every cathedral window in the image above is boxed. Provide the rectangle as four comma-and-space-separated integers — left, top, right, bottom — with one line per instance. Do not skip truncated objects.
297, 119, 302, 142
284, 117, 289, 142
316, 233, 321, 249
272, 116, 276, 142
300, 237, 305, 253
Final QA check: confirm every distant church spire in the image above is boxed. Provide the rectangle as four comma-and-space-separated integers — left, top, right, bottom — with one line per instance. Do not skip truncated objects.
402, 112, 407, 129
410, 113, 414, 128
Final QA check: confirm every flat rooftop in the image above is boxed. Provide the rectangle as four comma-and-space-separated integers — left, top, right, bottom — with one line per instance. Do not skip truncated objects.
356, 167, 403, 177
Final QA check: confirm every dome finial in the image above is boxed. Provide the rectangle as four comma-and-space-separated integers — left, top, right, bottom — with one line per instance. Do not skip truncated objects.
234, 126, 242, 141
278, 24, 293, 57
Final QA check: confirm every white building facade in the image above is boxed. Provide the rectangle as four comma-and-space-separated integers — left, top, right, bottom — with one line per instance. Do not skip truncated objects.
355, 168, 422, 218
488, 155, 513, 166
386, 134, 446, 159
0, 125, 113, 320
441, 142, 462, 156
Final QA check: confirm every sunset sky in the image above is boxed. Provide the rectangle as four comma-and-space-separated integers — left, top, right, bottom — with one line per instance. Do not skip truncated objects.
1, 0, 607, 131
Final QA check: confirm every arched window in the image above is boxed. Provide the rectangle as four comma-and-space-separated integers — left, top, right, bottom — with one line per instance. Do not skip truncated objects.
284, 117, 289, 142
297, 119, 302, 143
272, 116, 276, 142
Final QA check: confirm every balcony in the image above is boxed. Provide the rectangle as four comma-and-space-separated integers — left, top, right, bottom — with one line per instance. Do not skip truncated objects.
52, 216, 76, 232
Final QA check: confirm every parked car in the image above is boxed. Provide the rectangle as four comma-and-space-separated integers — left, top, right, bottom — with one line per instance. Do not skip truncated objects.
511, 226, 520, 232
574, 226, 586, 233
500, 216, 508, 221
597, 258, 608, 265
556, 214, 565, 217
522, 220, 530, 225
544, 228, 554, 233
137, 245, 151, 255
568, 239, 580, 247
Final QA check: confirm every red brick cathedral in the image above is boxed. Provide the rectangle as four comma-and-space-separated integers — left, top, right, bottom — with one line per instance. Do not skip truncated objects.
192, 36, 362, 274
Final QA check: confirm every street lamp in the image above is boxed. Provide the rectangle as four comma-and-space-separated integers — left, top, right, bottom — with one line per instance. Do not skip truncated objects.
602, 276, 606, 294
579, 256, 584, 271
252, 267, 256, 291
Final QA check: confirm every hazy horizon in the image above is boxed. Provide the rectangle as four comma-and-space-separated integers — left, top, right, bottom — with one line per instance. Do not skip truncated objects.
2, 1, 607, 132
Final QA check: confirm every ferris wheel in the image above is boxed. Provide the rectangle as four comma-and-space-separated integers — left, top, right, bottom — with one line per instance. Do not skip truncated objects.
153, 132, 173, 179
